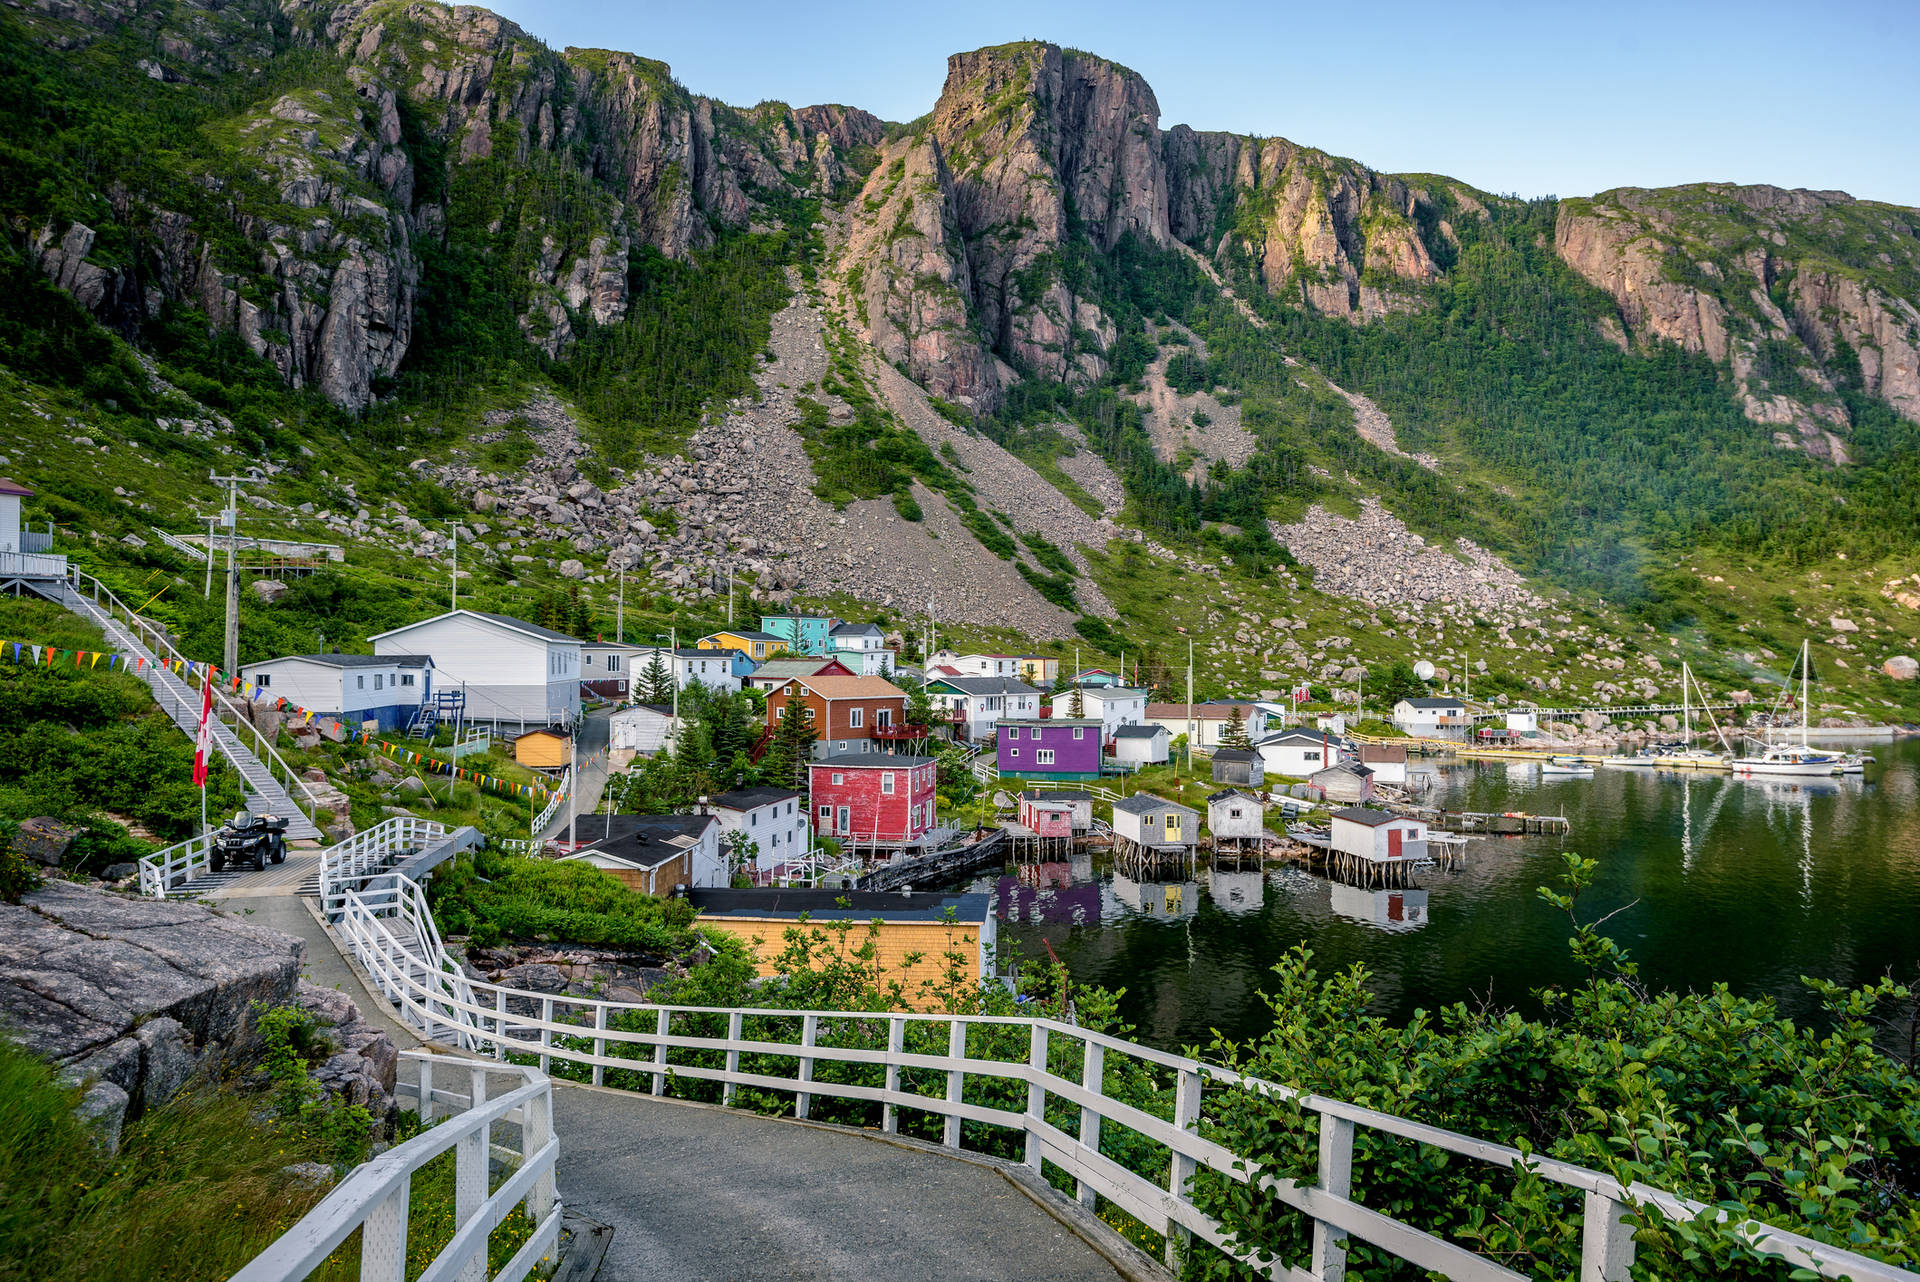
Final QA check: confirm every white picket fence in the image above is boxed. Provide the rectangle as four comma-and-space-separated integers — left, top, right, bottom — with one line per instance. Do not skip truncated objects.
316, 817, 451, 916
230, 1052, 560, 1282
137, 832, 212, 898
530, 768, 571, 837
327, 872, 1918, 1282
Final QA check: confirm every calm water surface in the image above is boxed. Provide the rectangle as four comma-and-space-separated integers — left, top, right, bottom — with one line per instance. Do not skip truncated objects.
968, 738, 1920, 1053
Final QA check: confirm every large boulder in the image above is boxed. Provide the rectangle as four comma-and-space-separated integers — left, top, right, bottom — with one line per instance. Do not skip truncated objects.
1882, 655, 1918, 681
0, 881, 303, 1146
13, 817, 80, 868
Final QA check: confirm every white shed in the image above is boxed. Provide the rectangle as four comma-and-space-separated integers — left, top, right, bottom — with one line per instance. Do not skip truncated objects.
1329, 807, 1428, 862
609, 703, 676, 754
370, 609, 581, 729
1205, 789, 1266, 845
1357, 743, 1409, 786
1254, 729, 1337, 778
239, 653, 432, 732
1109, 722, 1170, 765
1110, 794, 1199, 851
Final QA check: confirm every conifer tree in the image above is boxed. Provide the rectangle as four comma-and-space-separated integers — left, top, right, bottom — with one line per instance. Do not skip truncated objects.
1221, 705, 1251, 749
1068, 684, 1086, 719
640, 653, 673, 704
762, 686, 818, 796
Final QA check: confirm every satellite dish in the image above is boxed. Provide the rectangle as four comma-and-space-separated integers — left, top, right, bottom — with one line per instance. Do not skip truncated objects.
1413, 660, 1436, 682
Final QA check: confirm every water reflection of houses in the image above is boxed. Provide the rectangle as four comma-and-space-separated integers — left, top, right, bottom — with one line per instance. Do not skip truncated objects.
994, 852, 1102, 928
1111, 872, 1200, 921
1205, 867, 1265, 916
1328, 882, 1429, 931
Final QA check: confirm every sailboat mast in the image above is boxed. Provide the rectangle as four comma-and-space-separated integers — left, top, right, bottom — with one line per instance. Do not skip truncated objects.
1801, 639, 1810, 748
1682, 662, 1691, 742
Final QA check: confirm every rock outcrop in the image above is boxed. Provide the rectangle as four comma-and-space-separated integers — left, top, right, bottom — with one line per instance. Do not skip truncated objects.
1554, 184, 1920, 447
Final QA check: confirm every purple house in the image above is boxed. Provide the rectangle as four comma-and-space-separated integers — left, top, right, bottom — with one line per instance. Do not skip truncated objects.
996, 718, 1103, 781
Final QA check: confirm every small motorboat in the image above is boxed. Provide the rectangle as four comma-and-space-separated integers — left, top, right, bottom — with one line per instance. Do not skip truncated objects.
1541, 757, 1595, 777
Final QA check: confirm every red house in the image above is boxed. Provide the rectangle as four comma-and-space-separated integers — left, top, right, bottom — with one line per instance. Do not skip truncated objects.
809, 753, 939, 847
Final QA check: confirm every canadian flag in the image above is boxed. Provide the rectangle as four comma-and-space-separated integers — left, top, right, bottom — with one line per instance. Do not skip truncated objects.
192, 678, 214, 789
1293, 685, 1311, 704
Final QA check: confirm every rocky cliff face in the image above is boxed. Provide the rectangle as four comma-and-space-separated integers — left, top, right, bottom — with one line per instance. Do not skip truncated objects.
14, 0, 879, 408
1164, 130, 1447, 320
1554, 184, 1920, 452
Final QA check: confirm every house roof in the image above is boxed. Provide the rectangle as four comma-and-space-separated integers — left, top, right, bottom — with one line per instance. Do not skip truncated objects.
580, 640, 646, 652
761, 613, 834, 623
1112, 793, 1199, 817
706, 629, 786, 643
749, 658, 846, 682
1056, 685, 1146, 700
369, 609, 579, 646
1207, 789, 1261, 806
829, 622, 883, 637
1330, 807, 1402, 827
612, 703, 673, 718
1211, 747, 1260, 762
1257, 729, 1328, 746
1145, 702, 1259, 720
710, 787, 800, 812
1111, 724, 1168, 740
0, 477, 33, 497
566, 813, 718, 861
998, 718, 1099, 729
247, 653, 432, 670
1019, 789, 1092, 802
929, 676, 1038, 696
1359, 744, 1408, 762
1400, 697, 1466, 709
1313, 762, 1374, 779
811, 753, 936, 770
690, 888, 990, 925
782, 675, 906, 700
514, 728, 569, 742
672, 647, 739, 659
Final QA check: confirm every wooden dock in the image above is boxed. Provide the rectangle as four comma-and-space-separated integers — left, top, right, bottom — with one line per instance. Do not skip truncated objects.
859, 830, 1008, 892
1384, 803, 1570, 835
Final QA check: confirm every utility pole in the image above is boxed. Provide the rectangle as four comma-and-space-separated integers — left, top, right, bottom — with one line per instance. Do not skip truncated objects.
658, 627, 679, 748
1185, 638, 1194, 773
567, 724, 578, 850
448, 523, 459, 611
209, 471, 261, 677
202, 516, 215, 599
726, 569, 735, 627
616, 562, 625, 644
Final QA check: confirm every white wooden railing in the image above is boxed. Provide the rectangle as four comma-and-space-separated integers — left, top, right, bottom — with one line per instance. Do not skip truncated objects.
530, 768, 570, 837
0, 549, 68, 578
231, 1052, 560, 1282
317, 817, 451, 916
328, 874, 1919, 1282
137, 832, 212, 898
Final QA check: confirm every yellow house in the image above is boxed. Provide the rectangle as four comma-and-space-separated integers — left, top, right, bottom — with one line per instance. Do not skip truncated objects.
688, 888, 995, 1009
699, 630, 789, 662
1016, 655, 1059, 686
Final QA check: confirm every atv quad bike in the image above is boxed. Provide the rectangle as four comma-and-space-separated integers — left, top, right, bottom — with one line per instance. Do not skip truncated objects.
209, 808, 289, 872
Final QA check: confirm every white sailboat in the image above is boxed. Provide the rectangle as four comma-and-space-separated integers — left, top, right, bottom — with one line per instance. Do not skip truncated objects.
1733, 641, 1842, 777
1542, 756, 1595, 777
1659, 661, 1730, 770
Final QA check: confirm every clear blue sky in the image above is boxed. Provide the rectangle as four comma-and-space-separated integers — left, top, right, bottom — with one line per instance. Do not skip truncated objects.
482, 0, 1918, 206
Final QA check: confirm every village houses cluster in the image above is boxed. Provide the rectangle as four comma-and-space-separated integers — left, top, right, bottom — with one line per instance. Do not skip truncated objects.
238, 607, 1456, 896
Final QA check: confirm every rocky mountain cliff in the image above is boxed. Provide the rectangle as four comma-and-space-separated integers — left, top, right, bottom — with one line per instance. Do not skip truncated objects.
1555, 184, 1920, 457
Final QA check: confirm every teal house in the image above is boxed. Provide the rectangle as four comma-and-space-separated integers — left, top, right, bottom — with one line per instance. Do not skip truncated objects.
760, 613, 839, 657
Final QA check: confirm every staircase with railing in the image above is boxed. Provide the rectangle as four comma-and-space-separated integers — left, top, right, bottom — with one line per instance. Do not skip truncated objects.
320, 867, 1917, 1282
60, 568, 322, 840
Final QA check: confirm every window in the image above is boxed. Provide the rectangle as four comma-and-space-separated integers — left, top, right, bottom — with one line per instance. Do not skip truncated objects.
832, 773, 844, 785
881, 772, 894, 794
1036, 749, 1055, 765
356, 675, 365, 689
1166, 814, 1179, 835
1072, 727, 1085, 740
1009, 748, 1019, 758
1230, 808, 1243, 819
400, 674, 414, 687
776, 706, 785, 719
849, 708, 863, 729
819, 805, 831, 821
257, 674, 271, 687
608, 655, 620, 672
585, 654, 594, 667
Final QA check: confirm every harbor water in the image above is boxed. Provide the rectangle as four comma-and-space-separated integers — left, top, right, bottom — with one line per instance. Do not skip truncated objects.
970, 737, 1920, 1054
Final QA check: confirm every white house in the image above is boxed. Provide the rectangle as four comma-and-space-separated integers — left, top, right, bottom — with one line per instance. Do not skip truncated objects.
1392, 696, 1469, 735
1253, 729, 1338, 778
1110, 794, 1199, 851
827, 622, 894, 676
0, 477, 28, 553
240, 653, 432, 732
927, 650, 1021, 679
1505, 709, 1540, 734
1109, 723, 1170, 766
1329, 807, 1428, 863
369, 609, 580, 729
1143, 701, 1270, 749
925, 675, 1040, 740
609, 703, 676, 755
559, 813, 724, 893
708, 787, 810, 876
580, 640, 649, 699
1049, 686, 1148, 739
666, 647, 742, 694
1329, 883, 1429, 930
1357, 742, 1409, 785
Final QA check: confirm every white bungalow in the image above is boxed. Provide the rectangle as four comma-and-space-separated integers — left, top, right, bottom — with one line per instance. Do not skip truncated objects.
1206, 789, 1266, 849
1049, 686, 1149, 738
708, 787, 810, 876
370, 609, 580, 729
1357, 742, 1409, 785
1329, 807, 1428, 863
1392, 696, 1469, 735
240, 653, 432, 732
827, 622, 895, 676
1254, 729, 1338, 778
925, 675, 1040, 740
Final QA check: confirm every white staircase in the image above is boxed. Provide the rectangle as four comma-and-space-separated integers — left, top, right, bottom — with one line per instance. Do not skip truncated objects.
57, 579, 322, 840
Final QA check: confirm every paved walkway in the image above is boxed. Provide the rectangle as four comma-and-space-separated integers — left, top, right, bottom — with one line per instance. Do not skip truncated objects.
210, 891, 422, 1047
542, 706, 612, 844
552, 1087, 1134, 1282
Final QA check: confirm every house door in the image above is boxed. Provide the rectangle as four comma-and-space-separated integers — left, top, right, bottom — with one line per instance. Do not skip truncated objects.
1387, 828, 1403, 858
836, 806, 851, 836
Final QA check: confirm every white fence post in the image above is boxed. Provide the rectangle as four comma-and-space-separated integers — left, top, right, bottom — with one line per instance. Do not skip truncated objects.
1077, 1039, 1104, 1210
883, 1017, 904, 1134
1166, 1066, 1202, 1270
418, 1057, 436, 1124
1024, 1024, 1048, 1171
359, 1182, 411, 1282
1580, 1189, 1636, 1282
454, 1069, 489, 1282
796, 1014, 819, 1119
1310, 1113, 1355, 1282
943, 1020, 966, 1149
539, 997, 553, 1076
723, 1011, 744, 1106
593, 1005, 609, 1088
651, 1008, 670, 1095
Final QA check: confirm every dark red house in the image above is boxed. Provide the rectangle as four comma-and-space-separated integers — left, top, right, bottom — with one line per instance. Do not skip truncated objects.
809, 753, 939, 848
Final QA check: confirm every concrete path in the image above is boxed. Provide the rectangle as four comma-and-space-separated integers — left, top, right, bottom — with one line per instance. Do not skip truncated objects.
552, 1087, 1134, 1282
210, 891, 421, 1047
543, 706, 612, 844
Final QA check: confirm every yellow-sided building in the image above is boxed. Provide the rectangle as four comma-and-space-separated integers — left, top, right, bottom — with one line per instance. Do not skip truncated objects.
698, 630, 790, 662
688, 888, 995, 1009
